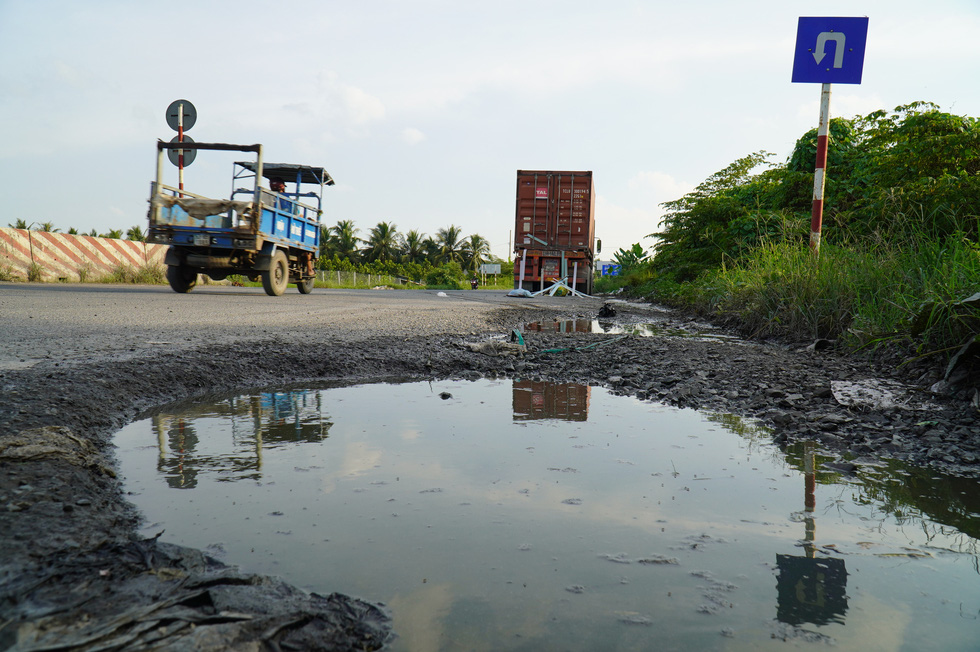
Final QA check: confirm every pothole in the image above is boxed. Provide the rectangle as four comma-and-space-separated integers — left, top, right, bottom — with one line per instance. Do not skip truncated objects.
114, 379, 980, 650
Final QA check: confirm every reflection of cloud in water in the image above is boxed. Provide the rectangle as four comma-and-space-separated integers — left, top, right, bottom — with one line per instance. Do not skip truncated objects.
389, 583, 559, 652
832, 594, 908, 652
388, 583, 453, 652
399, 426, 423, 441
318, 442, 385, 494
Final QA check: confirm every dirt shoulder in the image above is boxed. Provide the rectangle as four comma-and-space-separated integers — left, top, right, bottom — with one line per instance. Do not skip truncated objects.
1, 286, 976, 650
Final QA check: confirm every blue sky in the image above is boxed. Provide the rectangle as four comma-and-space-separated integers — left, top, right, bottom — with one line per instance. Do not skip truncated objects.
2, 0, 979, 260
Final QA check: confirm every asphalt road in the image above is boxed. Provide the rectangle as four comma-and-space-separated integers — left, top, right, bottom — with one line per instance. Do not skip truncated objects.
0, 283, 605, 369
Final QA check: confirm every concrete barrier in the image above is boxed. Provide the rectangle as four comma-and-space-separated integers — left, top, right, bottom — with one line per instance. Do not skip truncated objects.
0, 228, 167, 282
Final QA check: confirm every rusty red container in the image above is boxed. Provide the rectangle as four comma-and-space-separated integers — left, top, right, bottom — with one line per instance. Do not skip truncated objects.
513, 170, 595, 294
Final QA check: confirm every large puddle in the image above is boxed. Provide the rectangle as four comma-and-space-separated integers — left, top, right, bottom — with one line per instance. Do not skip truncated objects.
113, 380, 980, 651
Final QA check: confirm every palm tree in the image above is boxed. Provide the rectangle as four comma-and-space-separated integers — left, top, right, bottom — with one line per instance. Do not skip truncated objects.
461, 233, 492, 273
401, 230, 428, 265
101, 229, 124, 239
318, 225, 332, 258
362, 221, 401, 263
8, 219, 28, 229
126, 225, 146, 241
37, 221, 60, 233
322, 220, 361, 263
421, 237, 440, 262
68, 227, 79, 235
87, 229, 99, 237
435, 225, 464, 264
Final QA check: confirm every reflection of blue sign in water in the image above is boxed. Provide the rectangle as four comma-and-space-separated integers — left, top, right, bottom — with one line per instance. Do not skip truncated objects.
776, 554, 848, 626
792, 17, 869, 84
601, 264, 621, 277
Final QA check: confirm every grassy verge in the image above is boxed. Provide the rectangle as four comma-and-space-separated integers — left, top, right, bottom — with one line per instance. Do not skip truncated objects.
99, 263, 167, 285
635, 233, 980, 360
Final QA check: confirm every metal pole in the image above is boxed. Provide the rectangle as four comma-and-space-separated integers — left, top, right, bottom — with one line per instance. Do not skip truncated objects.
178, 102, 185, 196
518, 249, 527, 290
810, 83, 831, 254
255, 145, 264, 200
155, 142, 164, 188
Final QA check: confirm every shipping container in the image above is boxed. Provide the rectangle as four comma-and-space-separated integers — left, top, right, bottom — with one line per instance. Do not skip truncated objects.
512, 380, 591, 422
513, 170, 596, 294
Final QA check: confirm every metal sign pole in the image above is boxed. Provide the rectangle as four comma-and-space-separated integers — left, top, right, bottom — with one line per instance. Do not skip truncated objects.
809, 83, 831, 254
178, 102, 185, 196
518, 249, 526, 290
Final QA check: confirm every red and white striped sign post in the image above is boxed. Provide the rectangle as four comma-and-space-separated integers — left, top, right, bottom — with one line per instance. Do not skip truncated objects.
178, 103, 186, 193
810, 83, 832, 253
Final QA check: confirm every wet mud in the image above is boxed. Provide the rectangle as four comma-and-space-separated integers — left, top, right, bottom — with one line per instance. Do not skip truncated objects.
1, 296, 976, 650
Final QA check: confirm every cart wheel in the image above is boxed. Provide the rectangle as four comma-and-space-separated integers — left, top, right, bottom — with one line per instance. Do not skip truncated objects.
297, 277, 315, 294
262, 251, 289, 296
166, 265, 196, 293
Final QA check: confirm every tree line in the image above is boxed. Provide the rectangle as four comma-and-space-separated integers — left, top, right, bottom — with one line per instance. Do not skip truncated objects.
611, 100, 980, 362
648, 101, 980, 282
317, 221, 495, 273
7, 219, 146, 242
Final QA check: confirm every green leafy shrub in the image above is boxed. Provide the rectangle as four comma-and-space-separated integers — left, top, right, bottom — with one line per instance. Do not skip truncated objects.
425, 262, 466, 289
27, 262, 44, 282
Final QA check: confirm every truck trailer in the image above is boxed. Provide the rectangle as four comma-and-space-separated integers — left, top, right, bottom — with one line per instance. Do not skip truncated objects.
513, 170, 596, 295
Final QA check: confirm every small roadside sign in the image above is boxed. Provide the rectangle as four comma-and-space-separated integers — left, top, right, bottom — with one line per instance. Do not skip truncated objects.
792, 17, 868, 85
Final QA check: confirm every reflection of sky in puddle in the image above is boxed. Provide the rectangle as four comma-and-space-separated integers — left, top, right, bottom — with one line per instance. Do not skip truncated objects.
114, 380, 980, 651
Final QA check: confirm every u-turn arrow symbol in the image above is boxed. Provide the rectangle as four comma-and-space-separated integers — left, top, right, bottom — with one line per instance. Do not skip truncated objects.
813, 32, 846, 68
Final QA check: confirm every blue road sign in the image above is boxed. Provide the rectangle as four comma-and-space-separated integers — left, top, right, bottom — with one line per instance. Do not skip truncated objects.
792, 17, 868, 84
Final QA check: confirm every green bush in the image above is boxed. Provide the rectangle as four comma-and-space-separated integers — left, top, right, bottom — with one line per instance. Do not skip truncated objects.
99, 263, 167, 284
425, 262, 466, 289
27, 262, 44, 282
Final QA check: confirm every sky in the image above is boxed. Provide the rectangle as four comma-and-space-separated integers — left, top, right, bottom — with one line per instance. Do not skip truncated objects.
2, 0, 979, 261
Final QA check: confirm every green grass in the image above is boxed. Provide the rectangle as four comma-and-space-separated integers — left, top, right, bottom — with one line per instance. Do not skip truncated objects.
27, 262, 44, 282
98, 263, 167, 284
637, 231, 980, 359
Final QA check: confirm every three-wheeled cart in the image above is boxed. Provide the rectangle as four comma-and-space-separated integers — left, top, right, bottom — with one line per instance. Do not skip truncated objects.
147, 141, 334, 296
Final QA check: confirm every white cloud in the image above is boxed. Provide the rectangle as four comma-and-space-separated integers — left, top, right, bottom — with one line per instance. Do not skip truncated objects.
628, 171, 693, 205
593, 173, 695, 256
53, 60, 87, 88
339, 84, 386, 126
401, 127, 426, 145
594, 195, 661, 257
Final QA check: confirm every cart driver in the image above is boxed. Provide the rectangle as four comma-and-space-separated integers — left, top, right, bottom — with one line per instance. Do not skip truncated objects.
270, 177, 294, 213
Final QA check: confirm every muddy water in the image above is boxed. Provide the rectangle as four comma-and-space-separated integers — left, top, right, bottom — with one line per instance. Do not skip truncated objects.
113, 380, 980, 651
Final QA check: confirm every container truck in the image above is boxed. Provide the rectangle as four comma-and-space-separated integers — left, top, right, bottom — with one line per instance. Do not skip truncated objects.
513, 170, 596, 295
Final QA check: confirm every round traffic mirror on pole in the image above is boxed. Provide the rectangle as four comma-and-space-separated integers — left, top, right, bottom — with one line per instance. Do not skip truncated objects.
166, 99, 197, 132
168, 135, 197, 167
